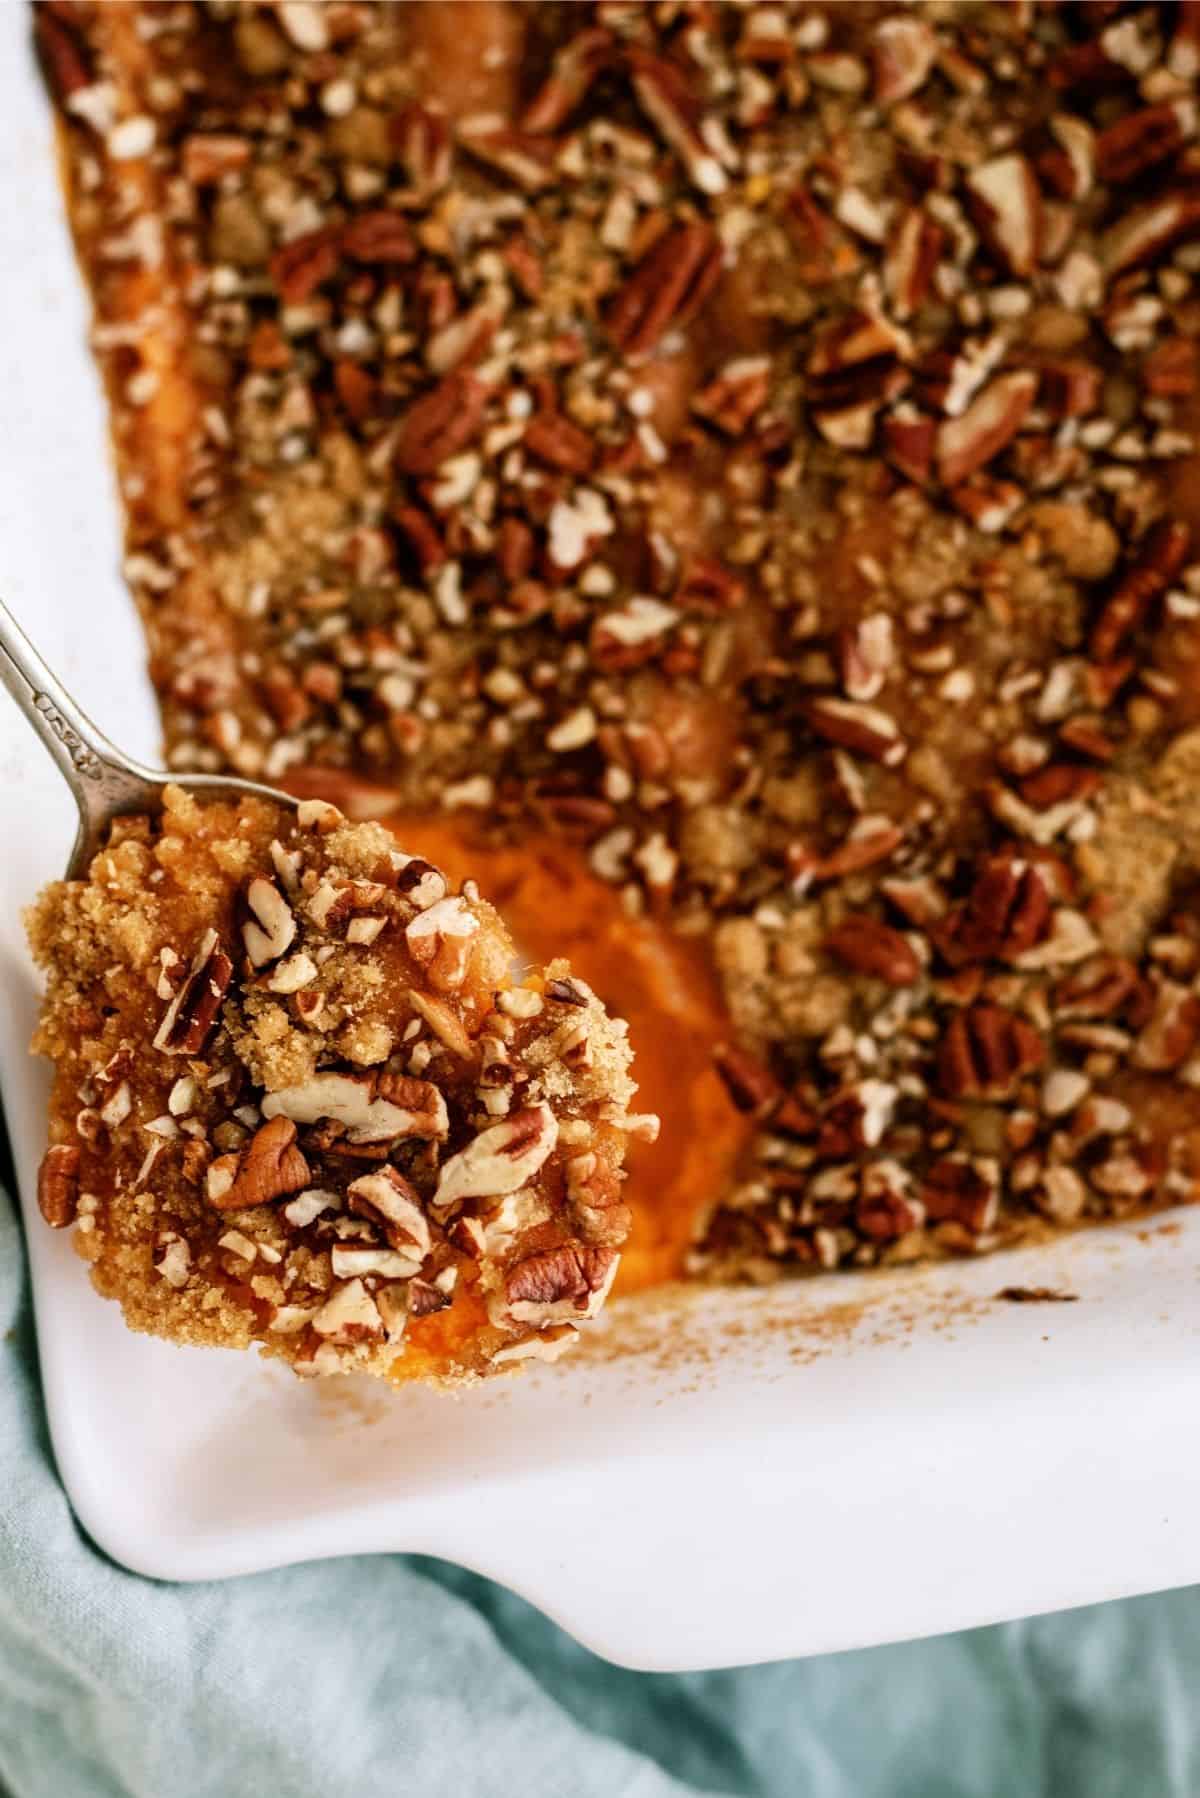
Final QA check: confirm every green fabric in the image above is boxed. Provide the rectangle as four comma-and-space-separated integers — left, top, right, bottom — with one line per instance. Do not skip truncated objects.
2, 1185, 1196, 1798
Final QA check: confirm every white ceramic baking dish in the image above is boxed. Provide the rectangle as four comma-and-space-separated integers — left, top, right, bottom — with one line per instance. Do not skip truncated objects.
4, 12, 1200, 1672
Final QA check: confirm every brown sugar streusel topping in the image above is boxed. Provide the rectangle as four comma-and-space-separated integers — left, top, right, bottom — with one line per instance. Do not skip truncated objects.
28, 786, 655, 1379
31, 0, 1200, 1285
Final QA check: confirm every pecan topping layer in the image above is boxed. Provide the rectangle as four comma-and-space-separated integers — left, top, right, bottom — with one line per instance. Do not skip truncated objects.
28, 788, 651, 1381
30, 0, 1200, 1302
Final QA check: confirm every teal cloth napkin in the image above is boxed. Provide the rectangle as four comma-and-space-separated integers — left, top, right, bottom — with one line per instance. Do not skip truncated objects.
3, 1183, 1198, 1798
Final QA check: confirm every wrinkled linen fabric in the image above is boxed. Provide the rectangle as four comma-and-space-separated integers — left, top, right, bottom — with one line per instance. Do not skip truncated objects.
2, 1185, 1197, 1798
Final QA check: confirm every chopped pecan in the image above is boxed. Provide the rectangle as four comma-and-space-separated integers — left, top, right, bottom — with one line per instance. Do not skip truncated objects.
629, 48, 728, 195
883, 413, 936, 486
1095, 100, 1195, 184
503, 1241, 618, 1322
921, 1158, 999, 1233
856, 1163, 924, 1240
1090, 520, 1191, 663
154, 929, 233, 1054
408, 989, 474, 1060
1101, 192, 1200, 278
803, 696, 906, 765
457, 122, 556, 193
607, 223, 723, 358
675, 555, 745, 613
565, 1153, 631, 1249
936, 371, 1037, 488
937, 1004, 1045, 1098
37, 1142, 80, 1228
346, 1165, 431, 1264
523, 412, 594, 475
1142, 338, 1197, 399
392, 503, 446, 571
1038, 360, 1101, 419
965, 154, 1041, 278
433, 1105, 559, 1214
1053, 957, 1143, 1021
395, 372, 487, 476
883, 209, 944, 320
1131, 982, 1200, 1071
938, 857, 1052, 965
342, 209, 416, 264
391, 102, 451, 193
312, 1278, 383, 1344
263, 1069, 448, 1144
692, 358, 770, 435
242, 876, 297, 967
713, 1043, 780, 1117
182, 134, 251, 186
839, 614, 894, 702
825, 915, 921, 986
206, 1116, 310, 1211
269, 227, 340, 305
522, 27, 614, 133
873, 16, 937, 105
404, 895, 480, 991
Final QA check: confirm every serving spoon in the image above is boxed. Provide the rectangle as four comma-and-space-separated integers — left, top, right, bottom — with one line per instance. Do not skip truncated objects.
0, 595, 296, 877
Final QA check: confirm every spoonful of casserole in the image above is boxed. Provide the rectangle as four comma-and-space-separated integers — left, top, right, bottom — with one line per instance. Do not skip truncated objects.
3, 598, 656, 1382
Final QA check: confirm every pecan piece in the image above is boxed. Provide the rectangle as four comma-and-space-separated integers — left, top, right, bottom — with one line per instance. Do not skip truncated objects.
712, 1043, 780, 1117
936, 371, 1037, 488
1090, 520, 1191, 663
457, 122, 556, 192
803, 696, 906, 765
243, 876, 297, 968
395, 372, 487, 476
433, 1105, 559, 1214
263, 1069, 448, 1144
922, 1158, 999, 1234
873, 17, 937, 104
856, 1163, 924, 1240
565, 1153, 631, 1249
206, 1116, 310, 1211
269, 227, 340, 304
965, 154, 1041, 278
347, 1165, 431, 1266
522, 26, 615, 133
523, 412, 595, 475
883, 209, 944, 320
404, 895, 480, 992
37, 1143, 80, 1228
692, 357, 770, 435
1101, 192, 1200, 278
342, 209, 416, 264
503, 1242, 618, 1323
391, 102, 451, 193
1096, 101, 1195, 185
826, 915, 921, 986
937, 1005, 1045, 1098
937, 857, 1052, 966
629, 49, 728, 196
153, 929, 233, 1054
607, 223, 723, 358
182, 134, 251, 186
1131, 982, 1200, 1071
312, 1279, 383, 1344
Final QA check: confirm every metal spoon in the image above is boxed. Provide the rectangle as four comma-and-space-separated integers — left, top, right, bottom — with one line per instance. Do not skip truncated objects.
0, 596, 294, 877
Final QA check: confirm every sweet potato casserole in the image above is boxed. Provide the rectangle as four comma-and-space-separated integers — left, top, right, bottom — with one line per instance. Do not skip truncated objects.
26, 0, 1200, 1359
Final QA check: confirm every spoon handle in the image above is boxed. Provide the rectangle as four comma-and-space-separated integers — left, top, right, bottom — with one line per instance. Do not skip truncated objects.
0, 595, 159, 868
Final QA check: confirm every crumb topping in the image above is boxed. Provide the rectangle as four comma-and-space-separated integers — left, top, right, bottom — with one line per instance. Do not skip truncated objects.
28, 785, 650, 1378
33, 0, 1200, 1285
